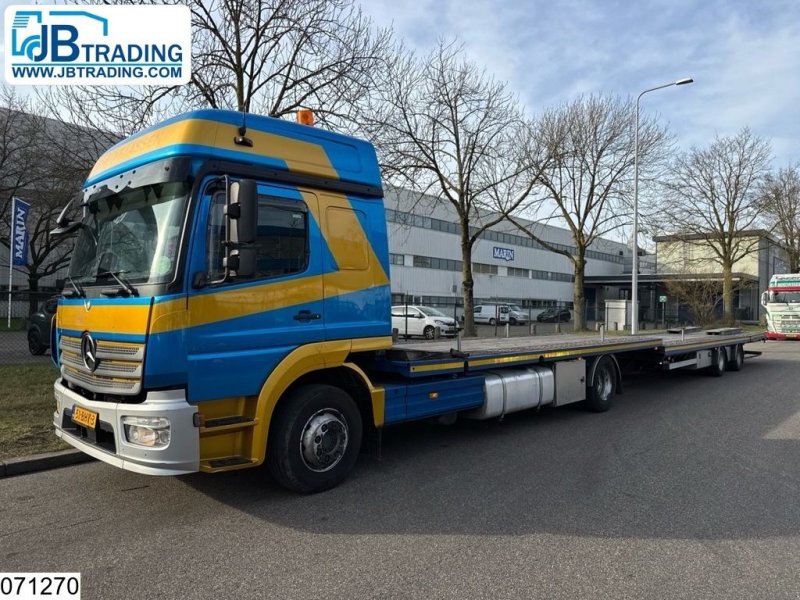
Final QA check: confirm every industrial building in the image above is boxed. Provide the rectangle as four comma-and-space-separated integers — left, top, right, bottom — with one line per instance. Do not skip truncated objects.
384, 187, 640, 321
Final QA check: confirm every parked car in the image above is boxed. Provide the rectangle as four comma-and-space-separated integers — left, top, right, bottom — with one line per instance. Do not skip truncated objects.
506, 304, 529, 325
28, 297, 58, 355
536, 308, 571, 323
392, 305, 459, 339
473, 304, 528, 325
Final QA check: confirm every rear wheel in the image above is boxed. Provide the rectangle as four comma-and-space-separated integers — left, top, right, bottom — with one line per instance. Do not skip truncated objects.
727, 344, 744, 371
28, 329, 46, 355
709, 347, 727, 377
267, 384, 363, 493
489, 318, 496, 326
585, 356, 616, 412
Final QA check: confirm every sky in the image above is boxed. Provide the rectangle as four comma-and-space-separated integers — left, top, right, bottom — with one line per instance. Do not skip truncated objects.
1, 0, 798, 168
359, 0, 800, 169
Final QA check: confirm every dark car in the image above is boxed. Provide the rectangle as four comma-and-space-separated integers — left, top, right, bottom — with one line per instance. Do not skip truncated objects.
536, 308, 571, 323
28, 297, 58, 355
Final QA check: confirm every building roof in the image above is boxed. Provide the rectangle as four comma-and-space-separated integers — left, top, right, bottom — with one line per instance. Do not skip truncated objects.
585, 272, 759, 286
654, 229, 783, 246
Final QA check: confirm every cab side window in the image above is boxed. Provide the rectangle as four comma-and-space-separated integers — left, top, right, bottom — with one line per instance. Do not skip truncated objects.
208, 191, 308, 282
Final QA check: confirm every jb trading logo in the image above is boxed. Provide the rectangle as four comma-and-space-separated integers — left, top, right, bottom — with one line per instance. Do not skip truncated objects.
4, 5, 191, 85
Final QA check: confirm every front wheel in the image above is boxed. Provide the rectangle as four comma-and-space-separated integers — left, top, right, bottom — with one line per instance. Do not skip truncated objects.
267, 384, 363, 493
585, 356, 616, 412
423, 325, 436, 339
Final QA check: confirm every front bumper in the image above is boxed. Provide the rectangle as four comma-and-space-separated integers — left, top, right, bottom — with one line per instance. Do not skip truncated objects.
765, 331, 800, 340
53, 380, 199, 475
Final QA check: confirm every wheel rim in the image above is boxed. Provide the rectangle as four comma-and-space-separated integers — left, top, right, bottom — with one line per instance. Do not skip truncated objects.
299, 409, 349, 473
595, 366, 613, 401
424, 326, 434, 339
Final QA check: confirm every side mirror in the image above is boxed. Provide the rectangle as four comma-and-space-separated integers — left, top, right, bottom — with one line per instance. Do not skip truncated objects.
50, 197, 81, 238
228, 180, 257, 244
761, 291, 769, 307
225, 179, 258, 278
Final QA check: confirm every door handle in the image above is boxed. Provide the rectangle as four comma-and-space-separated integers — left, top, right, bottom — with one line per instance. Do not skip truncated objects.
294, 310, 321, 321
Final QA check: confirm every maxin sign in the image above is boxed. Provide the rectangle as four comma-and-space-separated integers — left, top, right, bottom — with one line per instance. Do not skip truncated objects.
4, 5, 191, 85
493, 247, 515, 262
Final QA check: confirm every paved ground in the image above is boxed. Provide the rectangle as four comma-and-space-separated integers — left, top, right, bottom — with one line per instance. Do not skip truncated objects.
2, 341, 799, 599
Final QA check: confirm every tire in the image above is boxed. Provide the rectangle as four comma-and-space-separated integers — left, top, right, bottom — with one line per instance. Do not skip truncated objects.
28, 329, 46, 356
509, 317, 517, 325
423, 325, 436, 340
489, 318, 496, 326
585, 355, 616, 412
267, 384, 363, 493
727, 344, 744, 371
709, 347, 727, 377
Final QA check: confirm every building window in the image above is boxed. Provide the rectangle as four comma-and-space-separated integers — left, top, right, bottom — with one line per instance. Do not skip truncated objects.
473, 262, 498, 275
507, 267, 529, 278
389, 253, 405, 265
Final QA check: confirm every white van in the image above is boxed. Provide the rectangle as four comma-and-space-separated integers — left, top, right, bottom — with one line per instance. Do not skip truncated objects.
473, 304, 528, 326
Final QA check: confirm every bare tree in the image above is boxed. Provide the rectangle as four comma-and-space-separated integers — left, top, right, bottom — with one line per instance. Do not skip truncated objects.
760, 164, 800, 271
664, 274, 724, 327
1, 86, 91, 314
658, 128, 771, 323
508, 94, 670, 330
366, 40, 539, 336
38, 0, 394, 135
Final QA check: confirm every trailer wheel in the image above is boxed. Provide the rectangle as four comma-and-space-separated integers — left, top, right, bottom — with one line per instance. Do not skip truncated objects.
267, 384, 363, 494
727, 344, 744, 371
709, 347, 727, 377
586, 356, 616, 412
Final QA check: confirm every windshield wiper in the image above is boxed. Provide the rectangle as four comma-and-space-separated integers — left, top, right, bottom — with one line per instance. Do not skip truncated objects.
62, 276, 85, 298
98, 270, 138, 297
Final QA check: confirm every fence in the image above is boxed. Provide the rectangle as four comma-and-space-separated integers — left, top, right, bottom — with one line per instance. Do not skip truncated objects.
0, 289, 58, 363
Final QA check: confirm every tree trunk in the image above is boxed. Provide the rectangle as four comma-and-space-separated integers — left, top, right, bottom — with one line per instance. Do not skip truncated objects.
722, 262, 734, 325
461, 239, 476, 337
790, 249, 800, 273
572, 255, 586, 331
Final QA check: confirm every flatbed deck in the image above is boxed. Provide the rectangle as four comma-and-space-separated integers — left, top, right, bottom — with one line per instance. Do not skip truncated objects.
378, 330, 765, 377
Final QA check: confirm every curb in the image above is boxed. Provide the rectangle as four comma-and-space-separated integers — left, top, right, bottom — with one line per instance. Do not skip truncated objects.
0, 449, 94, 478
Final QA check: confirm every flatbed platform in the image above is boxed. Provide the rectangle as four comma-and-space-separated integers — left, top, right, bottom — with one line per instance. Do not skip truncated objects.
378, 330, 765, 378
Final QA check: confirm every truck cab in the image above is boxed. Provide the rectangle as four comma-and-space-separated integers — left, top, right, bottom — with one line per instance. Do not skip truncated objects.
52, 110, 392, 483
762, 273, 800, 339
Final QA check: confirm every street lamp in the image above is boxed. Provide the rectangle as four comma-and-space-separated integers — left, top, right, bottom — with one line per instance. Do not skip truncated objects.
631, 77, 693, 335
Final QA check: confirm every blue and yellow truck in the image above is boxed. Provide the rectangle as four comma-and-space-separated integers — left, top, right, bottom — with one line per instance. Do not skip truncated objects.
51, 110, 763, 492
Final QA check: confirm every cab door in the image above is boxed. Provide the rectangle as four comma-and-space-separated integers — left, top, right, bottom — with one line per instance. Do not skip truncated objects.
184, 180, 324, 403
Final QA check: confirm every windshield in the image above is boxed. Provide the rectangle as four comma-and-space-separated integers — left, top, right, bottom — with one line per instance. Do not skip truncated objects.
419, 307, 447, 317
69, 181, 189, 286
510, 305, 523, 312
770, 291, 800, 304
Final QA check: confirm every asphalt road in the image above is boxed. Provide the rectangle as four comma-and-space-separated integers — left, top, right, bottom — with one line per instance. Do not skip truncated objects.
2, 341, 799, 599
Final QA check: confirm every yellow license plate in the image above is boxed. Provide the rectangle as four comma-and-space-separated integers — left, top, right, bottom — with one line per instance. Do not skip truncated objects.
72, 405, 98, 430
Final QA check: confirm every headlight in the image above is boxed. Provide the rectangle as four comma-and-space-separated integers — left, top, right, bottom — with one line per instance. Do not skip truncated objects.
122, 416, 171, 448
434, 320, 446, 325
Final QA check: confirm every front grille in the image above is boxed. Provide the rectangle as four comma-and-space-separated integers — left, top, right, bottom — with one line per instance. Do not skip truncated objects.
59, 334, 144, 395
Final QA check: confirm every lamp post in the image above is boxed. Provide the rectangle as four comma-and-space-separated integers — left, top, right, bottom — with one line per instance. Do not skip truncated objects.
632, 77, 693, 334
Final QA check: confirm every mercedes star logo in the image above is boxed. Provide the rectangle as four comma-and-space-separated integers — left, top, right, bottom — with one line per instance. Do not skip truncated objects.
81, 332, 99, 372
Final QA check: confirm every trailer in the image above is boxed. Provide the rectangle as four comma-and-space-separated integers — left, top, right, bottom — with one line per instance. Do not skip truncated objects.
49, 108, 766, 493
376, 329, 763, 420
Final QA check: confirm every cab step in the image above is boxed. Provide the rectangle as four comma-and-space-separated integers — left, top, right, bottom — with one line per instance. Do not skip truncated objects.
201, 455, 258, 472
200, 416, 258, 435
